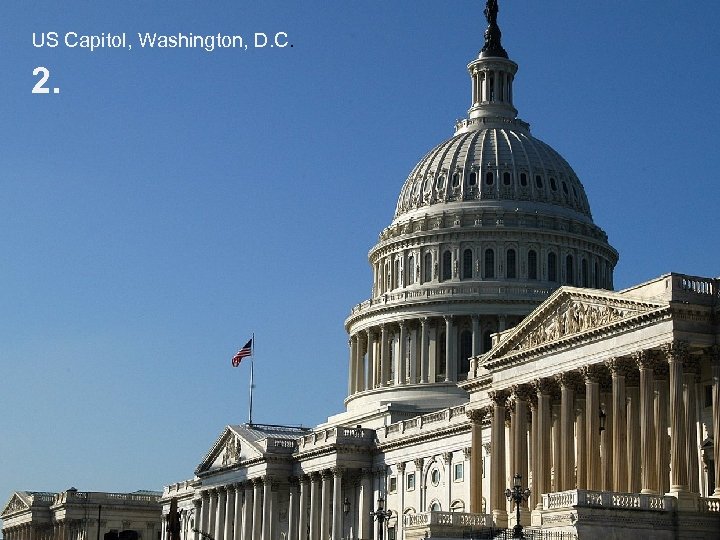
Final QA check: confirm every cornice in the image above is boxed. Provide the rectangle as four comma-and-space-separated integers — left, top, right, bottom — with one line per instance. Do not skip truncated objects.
376, 420, 471, 452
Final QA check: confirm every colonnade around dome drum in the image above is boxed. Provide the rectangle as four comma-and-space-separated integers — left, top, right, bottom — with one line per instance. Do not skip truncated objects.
346, 314, 525, 397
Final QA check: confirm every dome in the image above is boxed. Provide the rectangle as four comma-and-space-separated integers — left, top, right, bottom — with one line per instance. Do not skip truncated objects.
394, 121, 593, 223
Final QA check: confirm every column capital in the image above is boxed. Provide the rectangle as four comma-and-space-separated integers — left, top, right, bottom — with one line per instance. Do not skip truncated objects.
466, 407, 486, 424
489, 389, 509, 406
413, 457, 425, 470
463, 447, 472, 459
662, 340, 689, 362
443, 314, 453, 323
442, 451, 453, 464
555, 370, 582, 389
510, 383, 534, 402
330, 466, 344, 477
396, 462, 406, 473
605, 356, 634, 377
580, 364, 606, 384
251, 477, 264, 487
633, 349, 657, 370
532, 377, 558, 397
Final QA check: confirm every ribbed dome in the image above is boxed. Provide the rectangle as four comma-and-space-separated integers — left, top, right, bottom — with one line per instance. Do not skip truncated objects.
394, 121, 592, 222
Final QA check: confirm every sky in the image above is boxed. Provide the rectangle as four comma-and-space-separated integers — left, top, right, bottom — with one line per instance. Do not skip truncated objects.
1, 0, 718, 515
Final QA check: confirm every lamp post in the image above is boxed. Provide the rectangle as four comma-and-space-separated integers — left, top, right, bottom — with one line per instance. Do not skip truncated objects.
505, 473, 531, 539
369, 497, 392, 540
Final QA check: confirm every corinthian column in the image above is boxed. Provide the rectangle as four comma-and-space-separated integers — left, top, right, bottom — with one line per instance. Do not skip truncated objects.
288, 478, 299, 540
242, 483, 253, 540
511, 386, 529, 509
635, 351, 658, 493
684, 357, 701, 494
224, 486, 234, 540
711, 346, 720, 497
331, 468, 343, 540
348, 335, 357, 395
466, 408, 486, 514
607, 358, 629, 492
654, 362, 670, 495
555, 372, 576, 490
582, 365, 602, 490
398, 321, 407, 385
252, 479, 262, 540
489, 390, 508, 527
380, 325, 389, 387
420, 318, 429, 384
532, 378, 553, 509
444, 316, 453, 382
320, 471, 332, 540
298, 476, 309, 540
664, 342, 689, 493
261, 478, 272, 540
366, 329, 375, 389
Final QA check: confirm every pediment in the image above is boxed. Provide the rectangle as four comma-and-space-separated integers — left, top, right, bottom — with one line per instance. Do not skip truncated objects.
1, 492, 31, 517
482, 287, 668, 365
195, 426, 264, 475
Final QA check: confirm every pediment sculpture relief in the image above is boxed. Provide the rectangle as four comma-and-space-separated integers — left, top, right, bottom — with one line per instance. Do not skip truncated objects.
221, 437, 241, 467
5, 495, 28, 514
514, 300, 642, 352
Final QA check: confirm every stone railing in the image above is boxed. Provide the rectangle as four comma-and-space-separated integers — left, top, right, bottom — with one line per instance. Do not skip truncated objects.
349, 283, 554, 316
163, 480, 196, 497
380, 405, 467, 442
297, 426, 376, 451
669, 273, 719, 305
699, 497, 720, 513
542, 490, 674, 512
54, 490, 160, 506
404, 511, 489, 527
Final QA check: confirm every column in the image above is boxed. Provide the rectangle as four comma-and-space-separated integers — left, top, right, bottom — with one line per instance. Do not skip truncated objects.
556, 373, 575, 491
380, 325, 389, 387
193, 498, 202, 540
309, 474, 319, 540
348, 336, 357, 395
356, 334, 366, 392
511, 387, 529, 510
444, 316, 453, 382
664, 342, 689, 493
471, 315, 480, 357
600, 390, 613, 491
262, 479, 272, 540
320, 471, 332, 540
252, 480, 262, 540
398, 321, 407, 385
626, 382, 641, 493
467, 409, 486, 514
583, 366, 601, 490
331, 468, 343, 540
200, 492, 210, 539
529, 397, 538, 511
636, 351, 658, 494
684, 357, 701, 494
233, 485, 242, 540
242, 484, 253, 540
414, 459, 425, 515
366, 329, 375, 390
533, 379, 552, 510
489, 390, 508, 527
443, 453, 453, 511
288, 479, 299, 540
298, 476, 309, 540
654, 365, 670, 495
208, 490, 218, 540
420, 318, 429, 384
551, 402, 561, 492
224, 486, 234, 540
215, 487, 226, 540
711, 346, 720, 497
607, 358, 629, 492
397, 463, 407, 540
575, 395, 586, 490
359, 470, 372, 540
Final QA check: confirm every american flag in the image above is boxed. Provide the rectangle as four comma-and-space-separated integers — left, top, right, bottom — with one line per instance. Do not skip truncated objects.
232, 338, 253, 367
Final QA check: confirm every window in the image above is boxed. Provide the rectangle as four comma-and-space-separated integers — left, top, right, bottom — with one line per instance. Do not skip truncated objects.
424, 252, 433, 282
450, 500, 465, 513
429, 501, 441, 512
459, 330, 472, 379
437, 175, 445, 189
389, 476, 397, 493
406, 473, 416, 491
452, 172, 460, 187
394, 258, 400, 289
442, 250, 452, 281
437, 333, 446, 380
550, 177, 557, 191
485, 171, 494, 185
506, 249, 516, 279
468, 171, 477, 186
462, 249, 473, 279
454, 462, 464, 481
431, 468, 441, 486
535, 175, 543, 189
407, 254, 415, 285
520, 172, 528, 186
594, 262, 600, 288
581, 258, 589, 287
528, 250, 538, 280
566, 255, 574, 285
562, 181, 569, 195
503, 171, 512, 185
387, 528, 396, 540
484, 249, 495, 279
548, 252, 557, 282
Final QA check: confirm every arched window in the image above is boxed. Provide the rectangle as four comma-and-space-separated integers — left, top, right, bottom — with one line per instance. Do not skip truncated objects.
450, 500, 465, 513
503, 171, 512, 185
535, 175, 543, 189
581, 258, 589, 287
484, 249, 495, 279
442, 250, 452, 281
485, 171, 494, 185
550, 177, 557, 191
594, 262, 600, 288
438, 175, 446, 189
459, 330, 472, 379
462, 249, 473, 279
562, 181, 569, 195
520, 172, 528, 186
394, 258, 401, 289
566, 255, 574, 285
528, 250, 538, 280
468, 171, 477, 186
429, 500, 441, 512
407, 254, 415, 285
482, 330, 493, 353
506, 249, 516, 279
424, 252, 433, 283
452, 172, 460, 187
548, 252, 557, 282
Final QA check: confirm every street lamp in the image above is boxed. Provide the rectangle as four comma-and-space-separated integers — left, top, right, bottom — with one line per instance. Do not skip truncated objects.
505, 473, 531, 539
369, 497, 392, 540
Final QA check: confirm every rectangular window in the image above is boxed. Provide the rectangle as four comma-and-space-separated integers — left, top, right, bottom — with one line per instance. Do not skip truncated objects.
706, 385, 713, 408
389, 476, 397, 493
454, 462, 464, 481
406, 472, 416, 491
387, 528, 396, 540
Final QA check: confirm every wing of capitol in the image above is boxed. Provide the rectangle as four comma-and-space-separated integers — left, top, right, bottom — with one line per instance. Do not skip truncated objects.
4, 1, 720, 539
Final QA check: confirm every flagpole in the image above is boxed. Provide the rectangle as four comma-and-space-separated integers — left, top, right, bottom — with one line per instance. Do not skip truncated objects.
248, 332, 255, 425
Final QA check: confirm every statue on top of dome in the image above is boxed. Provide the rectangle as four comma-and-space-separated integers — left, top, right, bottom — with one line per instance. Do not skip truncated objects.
480, 0, 508, 59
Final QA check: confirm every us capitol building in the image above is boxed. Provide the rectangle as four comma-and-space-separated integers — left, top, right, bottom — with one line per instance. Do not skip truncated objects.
3, 2, 719, 540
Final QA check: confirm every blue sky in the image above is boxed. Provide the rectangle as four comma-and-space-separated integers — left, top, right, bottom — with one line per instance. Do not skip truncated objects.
1, 0, 718, 509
